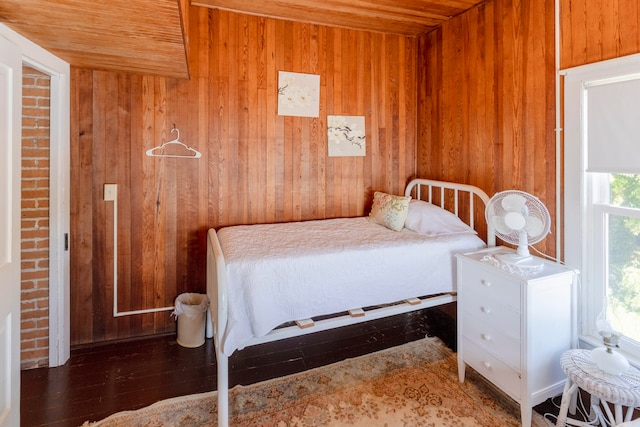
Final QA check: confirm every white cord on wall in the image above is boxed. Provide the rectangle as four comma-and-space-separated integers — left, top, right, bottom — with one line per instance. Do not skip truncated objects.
555, 0, 563, 261
104, 183, 174, 317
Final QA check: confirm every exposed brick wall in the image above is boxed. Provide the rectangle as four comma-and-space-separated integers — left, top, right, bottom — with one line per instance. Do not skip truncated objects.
21, 66, 51, 369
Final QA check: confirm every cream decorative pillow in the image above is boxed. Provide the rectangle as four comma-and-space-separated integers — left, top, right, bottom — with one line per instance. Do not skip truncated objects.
368, 191, 411, 231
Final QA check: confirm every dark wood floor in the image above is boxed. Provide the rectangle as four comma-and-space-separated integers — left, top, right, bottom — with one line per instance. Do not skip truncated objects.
21, 303, 563, 427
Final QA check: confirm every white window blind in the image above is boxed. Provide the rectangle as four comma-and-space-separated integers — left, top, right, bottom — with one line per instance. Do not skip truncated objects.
587, 76, 640, 173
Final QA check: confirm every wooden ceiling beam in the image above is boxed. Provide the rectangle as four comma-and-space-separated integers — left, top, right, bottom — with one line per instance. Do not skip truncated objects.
192, 0, 486, 36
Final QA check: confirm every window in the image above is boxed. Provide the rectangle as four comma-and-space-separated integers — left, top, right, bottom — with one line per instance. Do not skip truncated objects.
593, 174, 640, 353
564, 54, 640, 361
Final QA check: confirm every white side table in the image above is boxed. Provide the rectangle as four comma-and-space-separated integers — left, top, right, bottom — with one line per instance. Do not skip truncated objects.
556, 349, 640, 426
457, 247, 576, 427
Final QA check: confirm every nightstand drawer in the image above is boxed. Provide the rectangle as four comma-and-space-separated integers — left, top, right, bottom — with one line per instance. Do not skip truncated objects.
461, 300, 520, 340
461, 338, 521, 400
461, 312, 520, 370
458, 262, 521, 310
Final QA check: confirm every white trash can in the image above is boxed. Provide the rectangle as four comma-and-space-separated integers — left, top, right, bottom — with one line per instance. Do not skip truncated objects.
172, 293, 210, 348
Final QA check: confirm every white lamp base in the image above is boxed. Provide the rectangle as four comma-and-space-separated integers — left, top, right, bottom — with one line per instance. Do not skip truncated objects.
591, 347, 630, 375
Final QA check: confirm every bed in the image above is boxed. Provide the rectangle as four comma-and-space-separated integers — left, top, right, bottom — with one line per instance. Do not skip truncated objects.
206, 178, 496, 426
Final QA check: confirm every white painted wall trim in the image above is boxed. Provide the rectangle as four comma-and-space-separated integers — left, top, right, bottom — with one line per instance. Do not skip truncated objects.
0, 24, 71, 367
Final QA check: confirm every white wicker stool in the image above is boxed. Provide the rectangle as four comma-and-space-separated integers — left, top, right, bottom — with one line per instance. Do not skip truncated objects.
556, 349, 640, 426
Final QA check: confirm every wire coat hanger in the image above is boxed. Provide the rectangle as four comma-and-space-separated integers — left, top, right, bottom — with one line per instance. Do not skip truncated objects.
145, 126, 202, 159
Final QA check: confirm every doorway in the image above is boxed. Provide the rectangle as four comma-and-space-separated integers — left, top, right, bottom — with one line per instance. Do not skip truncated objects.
0, 24, 72, 369
20, 66, 51, 369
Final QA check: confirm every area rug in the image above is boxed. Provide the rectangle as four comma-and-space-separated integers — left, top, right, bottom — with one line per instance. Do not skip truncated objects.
83, 337, 552, 426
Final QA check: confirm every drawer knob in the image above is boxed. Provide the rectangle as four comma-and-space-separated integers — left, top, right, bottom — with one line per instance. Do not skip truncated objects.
483, 361, 492, 370
481, 333, 492, 341
480, 306, 491, 314
481, 279, 492, 287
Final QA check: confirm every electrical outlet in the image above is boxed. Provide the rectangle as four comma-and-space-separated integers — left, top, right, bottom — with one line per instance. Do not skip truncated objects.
104, 183, 117, 201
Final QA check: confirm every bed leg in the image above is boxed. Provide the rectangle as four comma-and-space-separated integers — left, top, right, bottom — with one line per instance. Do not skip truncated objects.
217, 349, 229, 427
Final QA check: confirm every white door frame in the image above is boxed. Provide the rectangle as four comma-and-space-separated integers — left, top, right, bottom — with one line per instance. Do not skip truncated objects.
0, 24, 71, 367
0, 29, 22, 427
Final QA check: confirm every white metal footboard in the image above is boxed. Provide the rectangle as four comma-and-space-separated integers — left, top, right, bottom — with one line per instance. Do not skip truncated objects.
207, 178, 495, 427
206, 228, 230, 427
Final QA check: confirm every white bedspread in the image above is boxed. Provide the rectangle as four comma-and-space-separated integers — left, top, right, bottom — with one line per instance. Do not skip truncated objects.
217, 217, 485, 356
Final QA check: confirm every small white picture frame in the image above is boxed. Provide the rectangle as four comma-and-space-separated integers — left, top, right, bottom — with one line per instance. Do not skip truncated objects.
327, 115, 366, 157
277, 71, 320, 117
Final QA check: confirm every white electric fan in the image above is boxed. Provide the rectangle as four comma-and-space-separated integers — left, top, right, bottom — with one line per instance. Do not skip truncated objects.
485, 190, 551, 273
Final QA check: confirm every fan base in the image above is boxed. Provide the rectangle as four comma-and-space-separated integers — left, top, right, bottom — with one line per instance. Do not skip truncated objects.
495, 253, 544, 276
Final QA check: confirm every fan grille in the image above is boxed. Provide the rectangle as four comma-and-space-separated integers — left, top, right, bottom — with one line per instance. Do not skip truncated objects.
485, 190, 551, 245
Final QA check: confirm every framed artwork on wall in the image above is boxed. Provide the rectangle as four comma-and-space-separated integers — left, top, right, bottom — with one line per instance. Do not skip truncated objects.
327, 115, 366, 157
277, 71, 320, 117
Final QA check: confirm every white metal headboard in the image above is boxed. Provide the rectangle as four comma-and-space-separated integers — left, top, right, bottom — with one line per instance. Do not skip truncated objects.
405, 178, 496, 247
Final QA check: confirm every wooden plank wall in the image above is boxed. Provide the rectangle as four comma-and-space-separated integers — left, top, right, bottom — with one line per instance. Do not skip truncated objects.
417, 0, 640, 259
69, 7, 417, 345
70, 0, 640, 345
559, 0, 640, 69
417, 0, 557, 255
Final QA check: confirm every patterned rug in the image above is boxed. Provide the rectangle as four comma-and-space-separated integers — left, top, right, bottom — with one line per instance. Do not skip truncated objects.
83, 337, 553, 426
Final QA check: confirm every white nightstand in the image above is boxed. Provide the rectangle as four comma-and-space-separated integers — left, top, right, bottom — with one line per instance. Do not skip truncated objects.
456, 246, 577, 427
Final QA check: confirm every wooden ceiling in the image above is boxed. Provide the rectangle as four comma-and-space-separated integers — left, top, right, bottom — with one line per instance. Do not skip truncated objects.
193, 0, 486, 36
0, 0, 485, 79
0, 0, 190, 78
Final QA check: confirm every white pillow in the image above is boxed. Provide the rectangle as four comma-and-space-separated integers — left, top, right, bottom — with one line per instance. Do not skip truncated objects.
368, 191, 411, 231
404, 200, 476, 236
